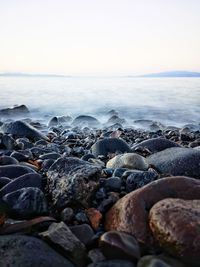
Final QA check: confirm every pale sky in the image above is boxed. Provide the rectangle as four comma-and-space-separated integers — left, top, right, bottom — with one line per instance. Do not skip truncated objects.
0, 0, 200, 75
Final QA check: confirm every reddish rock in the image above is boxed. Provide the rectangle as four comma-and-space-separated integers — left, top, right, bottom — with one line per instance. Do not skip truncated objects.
86, 208, 102, 230
105, 176, 200, 245
149, 198, 200, 266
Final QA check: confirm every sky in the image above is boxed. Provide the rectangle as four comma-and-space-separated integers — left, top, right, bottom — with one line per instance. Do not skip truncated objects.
0, 0, 200, 75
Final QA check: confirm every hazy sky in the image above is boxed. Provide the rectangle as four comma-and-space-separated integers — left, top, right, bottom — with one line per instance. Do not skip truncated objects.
0, 0, 200, 75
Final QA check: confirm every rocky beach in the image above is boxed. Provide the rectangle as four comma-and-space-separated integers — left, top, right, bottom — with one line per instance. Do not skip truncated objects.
0, 104, 200, 267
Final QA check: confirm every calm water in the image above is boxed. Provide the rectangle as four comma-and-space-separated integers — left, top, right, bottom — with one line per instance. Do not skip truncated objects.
0, 76, 200, 127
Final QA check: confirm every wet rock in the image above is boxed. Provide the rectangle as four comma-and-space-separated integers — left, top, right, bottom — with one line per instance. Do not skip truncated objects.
40, 222, 86, 267
106, 153, 148, 170
126, 170, 158, 192
147, 147, 200, 178
105, 176, 200, 245
48, 116, 59, 127
0, 173, 42, 196
0, 177, 11, 188
0, 155, 19, 165
88, 259, 136, 267
39, 152, 61, 160
112, 168, 129, 178
137, 255, 184, 267
0, 235, 75, 267
3, 187, 48, 219
72, 115, 100, 127
100, 231, 140, 262
10, 151, 29, 162
0, 164, 35, 179
106, 115, 126, 125
132, 138, 180, 153
82, 153, 96, 161
61, 207, 74, 223
41, 159, 55, 171
2, 134, 16, 150
47, 157, 101, 209
105, 177, 122, 192
92, 138, 131, 157
70, 224, 94, 246
1, 120, 49, 141
0, 105, 29, 116
149, 198, 200, 266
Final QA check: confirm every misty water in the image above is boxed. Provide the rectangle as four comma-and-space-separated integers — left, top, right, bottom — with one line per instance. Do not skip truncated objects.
0, 76, 200, 127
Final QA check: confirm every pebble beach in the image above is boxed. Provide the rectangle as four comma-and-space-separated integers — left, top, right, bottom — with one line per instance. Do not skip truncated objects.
0, 104, 199, 266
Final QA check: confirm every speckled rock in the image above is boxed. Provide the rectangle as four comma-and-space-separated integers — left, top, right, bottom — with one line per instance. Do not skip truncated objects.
105, 176, 200, 245
3, 187, 48, 219
47, 157, 102, 209
0, 165, 36, 179
106, 153, 148, 170
147, 147, 200, 178
149, 198, 200, 266
40, 222, 86, 267
132, 138, 180, 153
0, 235, 75, 267
1, 120, 49, 141
91, 138, 131, 157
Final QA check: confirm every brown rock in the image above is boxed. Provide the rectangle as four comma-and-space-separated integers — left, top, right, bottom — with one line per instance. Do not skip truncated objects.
149, 198, 200, 266
86, 208, 102, 230
105, 176, 200, 245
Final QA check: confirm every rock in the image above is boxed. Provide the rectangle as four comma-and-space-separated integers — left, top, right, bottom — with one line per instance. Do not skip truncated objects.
0, 156, 19, 165
126, 170, 158, 192
149, 198, 200, 266
137, 255, 184, 267
105, 177, 122, 192
112, 168, 128, 178
40, 222, 86, 267
0, 235, 75, 267
61, 207, 74, 223
0, 105, 29, 116
0, 177, 11, 188
47, 157, 101, 209
72, 115, 100, 127
132, 138, 180, 153
3, 187, 48, 219
106, 153, 148, 170
86, 208, 102, 230
1, 120, 49, 141
99, 231, 140, 262
70, 224, 94, 246
147, 147, 200, 178
88, 248, 106, 263
0, 165, 35, 179
2, 134, 16, 150
138, 258, 170, 267
48, 116, 58, 127
10, 151, 29, 162
91, 138, 131, 157
0, 173, 42, 196
105, 176, 200, 245
88, 259, 136, 267
106, 115, 126, 125
39, 152, 61, 160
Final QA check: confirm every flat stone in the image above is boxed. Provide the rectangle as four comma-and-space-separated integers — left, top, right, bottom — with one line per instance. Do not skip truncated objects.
99, 231, 140, 262
1, 120, 49, 141
106, 153, 148, 170
47, 157, 101, 209
40, 222, 86, 267
3, 187, 48, 219
147, 147, 200, 178
91, 138, 131, 157
105, 176, 200, 245
132, 138, 180, 153
0, 165, 35, 179
0, 235, 75, 267
149, 198, 200, 266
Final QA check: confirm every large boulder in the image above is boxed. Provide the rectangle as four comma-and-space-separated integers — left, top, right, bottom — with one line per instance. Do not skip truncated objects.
147, 147, 200, 178
1, 120, 49, 141
47, 157, 102, 209
91, 138, 131, 157
149, 198, 200, 266
105, 176, 200, 245
0, 235, 75, 267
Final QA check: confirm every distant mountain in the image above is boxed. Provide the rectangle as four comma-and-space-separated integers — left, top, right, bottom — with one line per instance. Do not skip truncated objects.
0, 72, 70, 78
141, 71, 200, 78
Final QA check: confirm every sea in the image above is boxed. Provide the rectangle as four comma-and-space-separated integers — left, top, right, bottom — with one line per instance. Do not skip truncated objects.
0, 76, 200, 128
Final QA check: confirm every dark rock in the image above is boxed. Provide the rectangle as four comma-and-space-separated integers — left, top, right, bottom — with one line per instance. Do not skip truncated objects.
105, 177, 122, 192
48, 117, 58, 127
61, 207, 74, 223
47, 157, 101, 209
72, 115, 100, 127
39, 152, 61, 160
0, 105, 29, 116
0, 155, 19, 165
75, 211, 89, 223
41, 159, 55, 171
82, 153, 96, 161
70, 224, 94, 246
137, 255, 184, 267
0, 235, 75, 267
148, 147, 200, 178
126, 170, 158, 192
88, 248, 106, 263
112, 168, 129, 178
149, 198, 200, 266
0, 177, 11, 188
1, 120, 49, 141
99, 231, 140, 262
10, 151, 29, 162
40, 222, 86, 267
88, 259, 136, 267
0, 173, 42, 196
0, 164, 35, 179
16, 138, 33, 149
106, 115, 126, 125
2, 134, 16, 150
3, 187, 48, 219
91, 138, 131, 157
105, 176, 200, 245
132, 138, 180, 153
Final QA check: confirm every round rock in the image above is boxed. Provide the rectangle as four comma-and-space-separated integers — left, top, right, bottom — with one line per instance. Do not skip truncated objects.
0, 165, 36, 179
